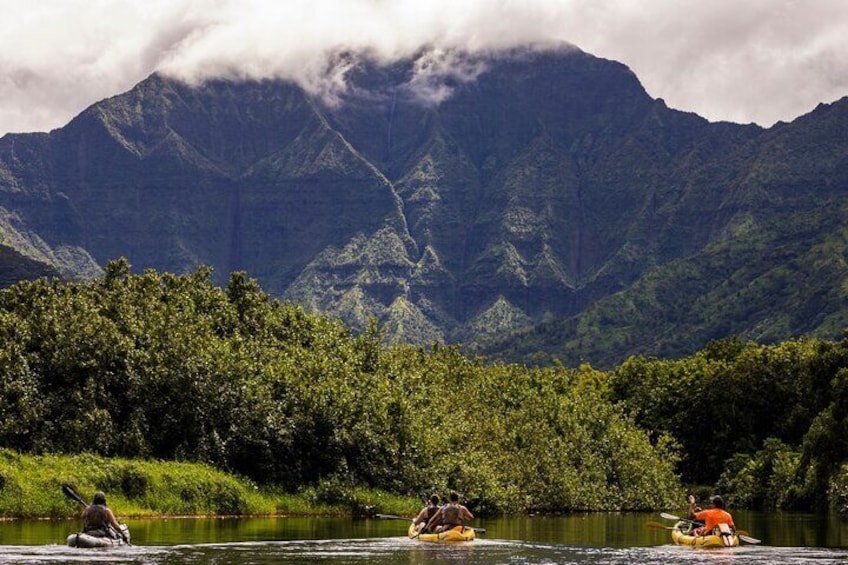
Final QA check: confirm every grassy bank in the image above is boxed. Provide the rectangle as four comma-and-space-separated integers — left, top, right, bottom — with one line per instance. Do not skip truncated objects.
0, 449, 419, 519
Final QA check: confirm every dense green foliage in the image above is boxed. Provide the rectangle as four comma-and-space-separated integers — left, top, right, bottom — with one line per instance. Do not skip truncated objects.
0, 448, 418, 518
2, 261, 847, 514
0, 261, 680, 513
607, 336, 848, 511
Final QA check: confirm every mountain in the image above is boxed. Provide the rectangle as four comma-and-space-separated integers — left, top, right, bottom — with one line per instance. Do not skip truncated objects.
480, 96, 848, 366
0, 44, 846, 367
0, 244, 60, 288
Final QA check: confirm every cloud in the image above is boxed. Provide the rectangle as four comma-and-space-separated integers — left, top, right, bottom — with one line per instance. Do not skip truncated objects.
0, 0, 847, 136
402, 50, 492, 106
564, 0, 848, 124
0, 0, 201, 135
154, 0, 572, 102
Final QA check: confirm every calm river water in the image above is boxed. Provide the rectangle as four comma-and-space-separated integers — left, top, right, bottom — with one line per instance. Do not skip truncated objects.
0, 511, 846, 564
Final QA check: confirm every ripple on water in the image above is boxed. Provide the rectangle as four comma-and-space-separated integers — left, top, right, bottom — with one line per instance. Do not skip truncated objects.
2, 539, 848, 564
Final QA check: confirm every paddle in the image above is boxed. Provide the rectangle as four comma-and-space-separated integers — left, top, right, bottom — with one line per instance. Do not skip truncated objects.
376, 513, 427, 539
376, 513, 413, 521
62, 484, 87, 508
660, 512, 693, 523
62, 485, 132, 546
464, 497, 481, 512
648, 520, 752, 533
659, 512, 761, 544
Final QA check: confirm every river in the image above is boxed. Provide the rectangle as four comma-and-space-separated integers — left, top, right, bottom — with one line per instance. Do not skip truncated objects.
0, 511, 845, 564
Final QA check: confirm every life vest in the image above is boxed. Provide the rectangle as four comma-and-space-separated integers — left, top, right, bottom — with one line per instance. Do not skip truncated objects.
82, 504, 109, 535
425, 504, 439, 522
441, 503, 461, 527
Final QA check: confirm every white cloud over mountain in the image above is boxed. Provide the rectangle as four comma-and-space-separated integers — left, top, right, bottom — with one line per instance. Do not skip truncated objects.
1, 0, 846, 136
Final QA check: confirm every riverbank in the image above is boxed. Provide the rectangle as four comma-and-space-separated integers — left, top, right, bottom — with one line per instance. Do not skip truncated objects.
0, 449, 419, 519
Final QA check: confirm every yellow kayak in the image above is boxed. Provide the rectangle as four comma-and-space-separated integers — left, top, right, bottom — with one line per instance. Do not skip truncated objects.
407, 522, 476, 542
671, 521, 739, 548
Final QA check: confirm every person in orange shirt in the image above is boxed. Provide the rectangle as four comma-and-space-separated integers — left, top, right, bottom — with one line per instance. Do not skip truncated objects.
688, 494, 735, 536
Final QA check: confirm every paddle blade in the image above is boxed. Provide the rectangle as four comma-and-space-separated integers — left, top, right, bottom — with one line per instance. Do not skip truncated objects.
61, 484, 87, 507
645, 521, 672, 530
375, 514, 412, 521
660, 512, 698, 525
739, 534, 761, 544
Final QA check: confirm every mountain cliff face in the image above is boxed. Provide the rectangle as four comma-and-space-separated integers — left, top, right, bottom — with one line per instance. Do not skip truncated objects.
1, 44, 846, 366
0, 244, 60, 288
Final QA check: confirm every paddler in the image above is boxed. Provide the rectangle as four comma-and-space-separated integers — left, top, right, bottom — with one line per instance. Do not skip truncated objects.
81, 491, 129, 543
413, 494, 441, 533
425, 490, 474, 533
687, 494, 735, 536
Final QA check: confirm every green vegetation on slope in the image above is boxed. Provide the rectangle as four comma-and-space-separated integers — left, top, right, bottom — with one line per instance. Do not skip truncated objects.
4, 259, 844, 515
0, 449, 270, 518
0, 448, 418, 518
482, 203, 848, 369
0, 260, 680, 514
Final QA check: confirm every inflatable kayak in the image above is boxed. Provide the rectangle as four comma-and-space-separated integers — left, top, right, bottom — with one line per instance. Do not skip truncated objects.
671, 521, 738, 548
67, 525, 130, 548
407, 522, 476, 542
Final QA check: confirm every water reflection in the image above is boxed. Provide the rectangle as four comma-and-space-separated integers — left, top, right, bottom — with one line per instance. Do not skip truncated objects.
1, 539, 848, 565
0, 512, 846, 564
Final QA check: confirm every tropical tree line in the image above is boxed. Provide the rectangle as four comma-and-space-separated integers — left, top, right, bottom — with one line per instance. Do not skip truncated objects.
608, 336, 848, 512
1, 259, 845, 513
0, 259, 680, 513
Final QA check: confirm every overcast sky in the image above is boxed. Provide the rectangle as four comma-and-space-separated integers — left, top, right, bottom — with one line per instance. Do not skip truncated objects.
1, 0, 847, 137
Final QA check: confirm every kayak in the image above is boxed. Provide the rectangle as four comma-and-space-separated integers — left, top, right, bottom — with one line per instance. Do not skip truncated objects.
67, 525, 131, 548
671, 521, 738, 548
407, 522, 476, 542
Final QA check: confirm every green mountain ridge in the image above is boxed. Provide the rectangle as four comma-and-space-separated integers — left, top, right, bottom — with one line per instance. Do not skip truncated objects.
482, 97, 848, 366
0, 44, 846, 365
